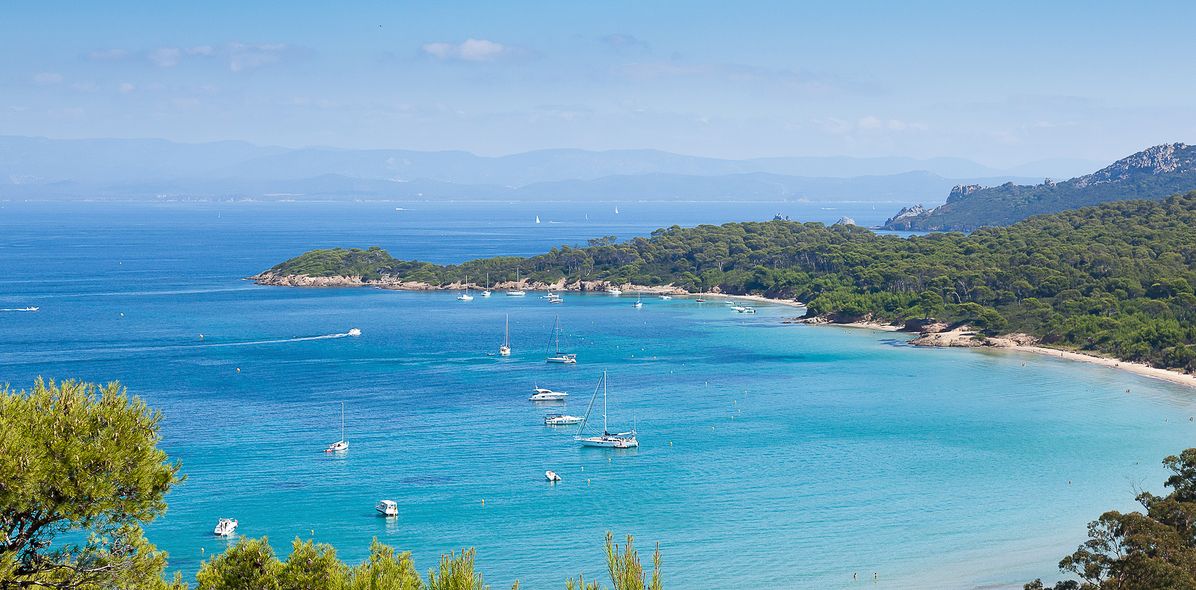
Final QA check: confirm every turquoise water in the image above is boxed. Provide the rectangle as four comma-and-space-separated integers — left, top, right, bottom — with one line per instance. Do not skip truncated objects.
3, 202, 1195, 589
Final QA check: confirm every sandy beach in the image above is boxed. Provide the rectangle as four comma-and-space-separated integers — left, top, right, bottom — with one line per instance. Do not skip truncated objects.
1008, 345, 1196, 389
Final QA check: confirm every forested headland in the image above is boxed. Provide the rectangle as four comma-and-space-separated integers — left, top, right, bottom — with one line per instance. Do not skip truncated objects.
259, 192, 1196, 374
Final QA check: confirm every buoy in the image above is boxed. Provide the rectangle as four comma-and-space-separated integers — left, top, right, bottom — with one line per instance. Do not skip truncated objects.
669, 441, 673, 446
481, 499, 485, 506
199, 334, 204, 340
236, 368, 241, 373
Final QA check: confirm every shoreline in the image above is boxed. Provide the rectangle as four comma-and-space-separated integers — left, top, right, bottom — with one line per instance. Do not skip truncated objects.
251, 273, 1193, 388
1006, 345, 1196, 389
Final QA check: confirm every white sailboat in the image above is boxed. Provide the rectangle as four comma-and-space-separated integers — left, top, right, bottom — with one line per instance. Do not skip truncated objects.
325, 402, 348, 453
535, 216, 541, 224
614, 206, 619, 214
499, 314, 511, 356
575, 371, 638, 448
456, 275, 474, 301
482, 273, 492, 297
545, 315, 577, 364
507, 269, 527, 296
633, 293, 643, 308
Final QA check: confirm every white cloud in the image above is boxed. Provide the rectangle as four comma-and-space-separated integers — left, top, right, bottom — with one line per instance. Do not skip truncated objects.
228, 42, 290, 72
149, 47, 182, 67
87, 48, 129, 61
421, 38, 511, 62
32, 72, 63, 85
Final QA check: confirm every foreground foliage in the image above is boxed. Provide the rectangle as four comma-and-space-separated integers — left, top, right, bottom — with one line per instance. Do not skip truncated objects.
195, 533, 660, 590
1028, 448, 1196, 590
0, 378, 184, 589
268, 193, 1196, 373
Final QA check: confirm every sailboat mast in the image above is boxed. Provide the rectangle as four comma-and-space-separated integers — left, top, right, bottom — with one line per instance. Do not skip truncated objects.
602, 371, 608, 434
340, 401, 345, 441
504, 314, 510, 346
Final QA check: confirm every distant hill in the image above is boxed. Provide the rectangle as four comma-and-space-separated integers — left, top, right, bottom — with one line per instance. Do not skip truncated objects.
883, 143, 1196, 231
0, 135, 1070, 202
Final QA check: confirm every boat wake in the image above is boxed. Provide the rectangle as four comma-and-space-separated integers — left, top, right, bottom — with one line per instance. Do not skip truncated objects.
203, 328, 362, 348
0, 307, 39, 312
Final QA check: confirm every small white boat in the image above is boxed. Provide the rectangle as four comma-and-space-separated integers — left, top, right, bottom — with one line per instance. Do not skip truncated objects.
499, 314, 512, 356
731, 305, 746, 312
659, 295, 672, 300
544, 413, 583, 426
457, 276, 474, 301
741, 307, 757, 314
605, 287, 623, 296
535, 216, 541, 224
482, 290, 492, 297
575, 372, 638, 449
507, 290, 527, 296
530, 387, 568, 401
632, 293, 643, 309
545, 315, 577, 364
213, 518, 238, 536
482, 273, 492, 297
545, 470, 562, 482
25, 306, 39, 312
547, 293, 563, 304
348, 328, 362, 337
375, 500, 398, 517
325, 402, 349, 453
695, 298, 706, 303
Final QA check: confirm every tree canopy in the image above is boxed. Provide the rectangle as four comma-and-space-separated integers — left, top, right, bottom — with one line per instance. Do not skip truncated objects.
265, 192, 1196, 373
0, 378, 183, 589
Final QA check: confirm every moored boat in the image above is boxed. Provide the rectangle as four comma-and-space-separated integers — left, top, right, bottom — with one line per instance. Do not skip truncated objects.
530, 387, 568, 401
213, 518, 238, 536
544, 413, 583, 426
375, 500, 398, 517
575, 371, 638, 449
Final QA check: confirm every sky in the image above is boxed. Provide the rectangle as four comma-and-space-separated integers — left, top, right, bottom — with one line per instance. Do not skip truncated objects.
3, 0, 1195, 168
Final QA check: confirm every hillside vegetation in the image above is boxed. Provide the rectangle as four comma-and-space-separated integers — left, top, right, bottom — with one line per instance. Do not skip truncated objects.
265, 193, 1196, 373
883, 143, 1196, 231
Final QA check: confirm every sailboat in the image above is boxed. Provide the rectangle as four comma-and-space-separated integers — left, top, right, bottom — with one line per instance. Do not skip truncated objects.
456, 275, 474, 301
535, 216, 541, 224
325, 402, 348, 452
507, 269, 527, 296
545, 315, 577, 364
633, 293, 643, 309
482, 273, 492, 297
575, 372, 638, 448
614, 206, 619, 214
499, 314, 511, 356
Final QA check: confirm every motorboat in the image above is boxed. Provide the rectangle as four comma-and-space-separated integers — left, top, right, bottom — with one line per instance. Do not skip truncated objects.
545, 470, 562, 482
375, 500, 398, 517
605, 287, 623, 295
544, 414, 583, 426
213, 518, 238, 536
695, 298, 706, 303
659, 295, 672, 300
348, 328, 362, 337
530, 387, 568, 401
575, 371, 638, 449
740, 306, 757, 314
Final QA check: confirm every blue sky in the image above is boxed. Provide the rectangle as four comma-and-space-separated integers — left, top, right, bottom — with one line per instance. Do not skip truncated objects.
3, 0, 1194, 167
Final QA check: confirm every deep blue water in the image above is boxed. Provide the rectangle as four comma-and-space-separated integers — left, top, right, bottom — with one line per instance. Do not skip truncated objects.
2, 201, 1195, 589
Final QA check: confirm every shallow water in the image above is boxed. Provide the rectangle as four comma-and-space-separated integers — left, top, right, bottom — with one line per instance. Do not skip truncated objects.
2, 201, 1194, 589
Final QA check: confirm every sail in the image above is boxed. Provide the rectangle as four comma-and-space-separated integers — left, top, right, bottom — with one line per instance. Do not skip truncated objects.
575, 373, 605, 437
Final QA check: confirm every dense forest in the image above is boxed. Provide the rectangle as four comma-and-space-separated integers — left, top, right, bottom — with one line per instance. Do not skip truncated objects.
264, 192, 1196, 373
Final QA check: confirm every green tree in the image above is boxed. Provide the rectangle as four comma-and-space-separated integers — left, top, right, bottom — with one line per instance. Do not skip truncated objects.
0, 378, 183, 589
342, 540, 421, 590
196, 537, 281, 590
1029, 448, 1196, 589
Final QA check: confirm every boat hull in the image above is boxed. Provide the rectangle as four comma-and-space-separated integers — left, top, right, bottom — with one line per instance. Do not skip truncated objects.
577, 436, 639, 449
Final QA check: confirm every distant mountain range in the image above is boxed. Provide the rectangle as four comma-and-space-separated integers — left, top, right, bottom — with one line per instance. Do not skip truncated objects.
883, 143, 1196, 231
0, 135, 1090, 203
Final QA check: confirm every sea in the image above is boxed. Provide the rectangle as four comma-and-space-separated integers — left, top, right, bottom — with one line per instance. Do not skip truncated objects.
2, 199, 1195, 589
